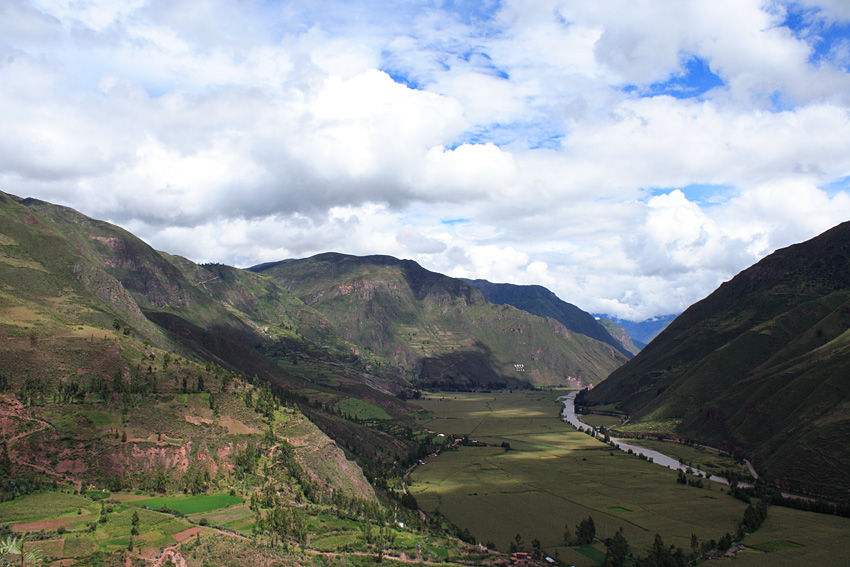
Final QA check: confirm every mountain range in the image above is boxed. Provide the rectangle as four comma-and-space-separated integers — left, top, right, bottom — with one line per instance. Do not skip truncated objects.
6, 188, 850, 507
592, 314, 678, 347
0, 190, 629, 468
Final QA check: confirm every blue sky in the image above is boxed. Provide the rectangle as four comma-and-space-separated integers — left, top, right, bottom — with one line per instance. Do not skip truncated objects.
1, 0, 850, 320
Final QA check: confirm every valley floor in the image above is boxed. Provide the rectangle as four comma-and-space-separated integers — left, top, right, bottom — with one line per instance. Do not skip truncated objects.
406, 390, 850, 566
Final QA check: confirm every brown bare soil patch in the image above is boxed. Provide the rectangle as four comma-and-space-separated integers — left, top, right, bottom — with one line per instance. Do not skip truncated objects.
184, 415, 213, 426
12, 517, 78, 531
56, 458, 88, 474
171, 526, 204, 544
219, 417, 261, 435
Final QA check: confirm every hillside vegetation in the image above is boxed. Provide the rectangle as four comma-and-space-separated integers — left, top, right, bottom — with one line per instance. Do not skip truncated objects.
0, 190, 633, 564
252, 254, 627, 389
596, 318, 642, 355
462, 279, 634, 358
584, 221, 850, 499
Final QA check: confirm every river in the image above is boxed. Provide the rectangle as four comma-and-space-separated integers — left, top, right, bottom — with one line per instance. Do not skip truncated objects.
560, 391, 728, 483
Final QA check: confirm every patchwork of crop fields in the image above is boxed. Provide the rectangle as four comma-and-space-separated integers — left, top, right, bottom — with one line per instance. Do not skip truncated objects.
408, 390, 850, 567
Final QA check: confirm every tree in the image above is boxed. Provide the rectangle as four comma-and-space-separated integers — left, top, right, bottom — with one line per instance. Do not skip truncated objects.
130, 510, 140, 536
575, 516, 596, 545
603, 528, 631, 567
531, 538, 542, 559
741, 501, 768, 533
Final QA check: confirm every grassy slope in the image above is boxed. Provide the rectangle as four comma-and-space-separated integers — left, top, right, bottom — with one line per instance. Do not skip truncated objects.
463, 278, 634, 358
585, 221, 850, 498
252, 253, 628, 388
597, 318, 641, 355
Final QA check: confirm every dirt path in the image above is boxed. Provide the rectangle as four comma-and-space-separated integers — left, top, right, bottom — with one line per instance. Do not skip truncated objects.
153, 546, 188, 567
302, 548, 473, 565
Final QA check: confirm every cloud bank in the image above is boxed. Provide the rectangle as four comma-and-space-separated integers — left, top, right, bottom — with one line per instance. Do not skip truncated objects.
2, 0, 850, 320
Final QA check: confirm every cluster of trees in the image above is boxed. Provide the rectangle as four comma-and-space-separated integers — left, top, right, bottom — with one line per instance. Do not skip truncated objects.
554, 504, 772, 567
563, 515, 596, 546
731, 482, 850, 518
675, 468, 704, 488
360, 521, 397, 561
6, 349, 244, 413
0, 477, 48, 502
252, 499, 306, 549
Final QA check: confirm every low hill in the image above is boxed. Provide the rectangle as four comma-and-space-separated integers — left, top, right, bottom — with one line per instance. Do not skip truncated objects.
252, 254, 628, 389
462, 279, 633, 358
584, 221, 850, 499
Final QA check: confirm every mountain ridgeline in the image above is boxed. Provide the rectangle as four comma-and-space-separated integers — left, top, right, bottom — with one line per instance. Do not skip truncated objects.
0, 189, 635, 550
593, 314, 677, 347
583, 221, 850, 499
250, 254, 628, 389
0, 190, 626, 398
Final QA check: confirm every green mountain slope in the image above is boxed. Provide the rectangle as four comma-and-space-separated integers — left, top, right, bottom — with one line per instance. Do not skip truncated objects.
2, 190, 606, 564
462, 278, 634, 358
251, 254, 628, 388
584, 221, 850, 498
597, 318, 641, 355
0, 191, 376, 497
0, 193, 428, 456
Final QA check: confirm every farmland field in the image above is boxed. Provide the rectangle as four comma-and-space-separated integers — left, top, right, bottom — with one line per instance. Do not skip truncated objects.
408, 390, 850, 566
0, 492, 95, 524
129, 493, 243, 515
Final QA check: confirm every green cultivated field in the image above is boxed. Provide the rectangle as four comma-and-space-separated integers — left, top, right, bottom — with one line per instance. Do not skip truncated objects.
130, 493, 243, 515
408, 391, 850, 566
731, 506, 850, 566
0, 492, 95, 524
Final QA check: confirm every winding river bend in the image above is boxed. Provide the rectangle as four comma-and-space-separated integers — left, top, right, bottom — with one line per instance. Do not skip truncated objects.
560, 391, 729, 484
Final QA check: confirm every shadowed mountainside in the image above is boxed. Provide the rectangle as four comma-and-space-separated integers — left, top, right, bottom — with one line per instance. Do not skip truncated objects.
584, 221, 850, 499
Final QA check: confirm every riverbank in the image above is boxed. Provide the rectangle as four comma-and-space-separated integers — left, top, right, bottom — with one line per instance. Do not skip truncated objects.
560, 391, 730, 484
